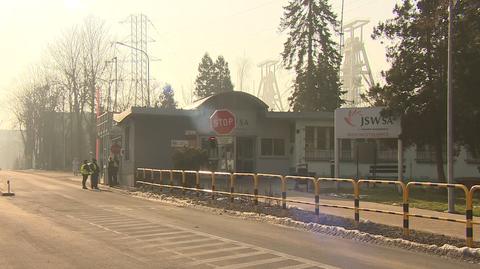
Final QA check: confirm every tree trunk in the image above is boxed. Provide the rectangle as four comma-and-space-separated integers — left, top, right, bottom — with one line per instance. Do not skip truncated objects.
434, 139, 446, 182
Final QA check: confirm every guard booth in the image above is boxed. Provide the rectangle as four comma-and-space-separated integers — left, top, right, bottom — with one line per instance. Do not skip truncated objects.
113, 91, 297, 187
334, 107, 403, 181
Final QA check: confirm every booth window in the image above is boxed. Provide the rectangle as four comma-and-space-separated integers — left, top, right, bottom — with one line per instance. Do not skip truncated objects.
261, 138, 285, 156
416, 144, 445, 163
305, 126, 334, 161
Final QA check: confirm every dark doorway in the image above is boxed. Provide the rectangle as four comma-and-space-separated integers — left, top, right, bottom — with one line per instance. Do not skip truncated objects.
236, 137, 255, 172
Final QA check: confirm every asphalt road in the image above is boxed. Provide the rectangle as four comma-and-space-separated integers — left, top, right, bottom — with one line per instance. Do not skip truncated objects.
0, 170, 477, 269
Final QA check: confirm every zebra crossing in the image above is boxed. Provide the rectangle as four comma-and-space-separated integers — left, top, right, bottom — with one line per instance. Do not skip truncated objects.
67, 208, 340, 269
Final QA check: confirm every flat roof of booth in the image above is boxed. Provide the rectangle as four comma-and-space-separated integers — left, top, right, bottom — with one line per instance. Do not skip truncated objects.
114, 91, 333, 124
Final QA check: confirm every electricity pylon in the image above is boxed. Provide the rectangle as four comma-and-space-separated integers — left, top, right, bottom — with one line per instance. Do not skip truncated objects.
257, 60, 284, 111
341, 20, 374, 107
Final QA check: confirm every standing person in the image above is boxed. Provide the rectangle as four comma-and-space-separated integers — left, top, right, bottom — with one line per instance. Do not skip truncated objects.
107, 156, 117, 186
90, 158, 100, 190
80, 160, 91, 189
113, 156, 119, 185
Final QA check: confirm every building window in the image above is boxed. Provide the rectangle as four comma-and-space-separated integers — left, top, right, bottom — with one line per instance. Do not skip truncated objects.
340, 139, 353, 161
416, 144, 446, 163
376, 139, 397, 162
466, 148, 480, 164
261, 138, 285, 156
305, 126, 334, 161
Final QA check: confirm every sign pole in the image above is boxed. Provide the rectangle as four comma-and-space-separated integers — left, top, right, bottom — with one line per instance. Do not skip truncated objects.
398, 138, 403, 182
334, 137, 339, 189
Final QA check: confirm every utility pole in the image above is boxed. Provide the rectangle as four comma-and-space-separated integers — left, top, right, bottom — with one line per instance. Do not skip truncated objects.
112, 57, 118, 111
339, 0, 345, 55
114, 42, 150, 107
447, 0, 455, 213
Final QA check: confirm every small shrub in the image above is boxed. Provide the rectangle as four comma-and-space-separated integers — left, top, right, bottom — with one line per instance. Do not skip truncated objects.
171, 147, 208, 171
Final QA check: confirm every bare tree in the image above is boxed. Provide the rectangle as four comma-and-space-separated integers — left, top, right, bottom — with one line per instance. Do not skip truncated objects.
80, 16, 112, 154
49, 25, 86, 162
11, 65, 62, 169
236, 55, 252, 92
113, 54, 133, 112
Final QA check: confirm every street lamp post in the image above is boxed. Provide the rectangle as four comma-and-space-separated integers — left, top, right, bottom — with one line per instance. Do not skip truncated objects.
114, 41, 150, 107
447, 0, 455, 213
105, 57, 118, 112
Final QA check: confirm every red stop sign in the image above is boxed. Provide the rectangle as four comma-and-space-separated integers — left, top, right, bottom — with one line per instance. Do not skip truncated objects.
210, 109, 236, 134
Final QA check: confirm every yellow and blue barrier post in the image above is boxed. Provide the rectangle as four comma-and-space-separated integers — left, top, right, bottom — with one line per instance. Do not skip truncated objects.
314, 179, 320, 216
195, 171, 200, 197
403, 184, 410, 237
181, 171, 186, 195
158, 170, 163, 192
281, 176, 287, 211
467, 185, 480, 247
353, 180, 359, 224
254, 174, 259, 206
211, 172, 216, 200
169, 170, 173, 192
230, 173, 235, 204
466, 190, 473, 248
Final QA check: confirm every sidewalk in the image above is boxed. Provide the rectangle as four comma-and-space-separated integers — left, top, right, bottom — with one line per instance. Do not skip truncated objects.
24, 170, 480, 241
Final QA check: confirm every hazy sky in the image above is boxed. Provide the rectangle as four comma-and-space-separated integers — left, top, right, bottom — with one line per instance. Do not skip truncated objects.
0, 0, 400, 127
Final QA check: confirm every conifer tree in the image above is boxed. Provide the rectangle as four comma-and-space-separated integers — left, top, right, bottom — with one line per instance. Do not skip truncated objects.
280, 0, 343, 112
156, 84, 177, 109
194, 53, 215, 98
213, 56, 234, 94
194, 53, 234, 99
366, 0, 480, 181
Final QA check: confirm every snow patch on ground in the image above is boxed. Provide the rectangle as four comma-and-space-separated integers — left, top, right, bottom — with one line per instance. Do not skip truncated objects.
130, 190, 480, 263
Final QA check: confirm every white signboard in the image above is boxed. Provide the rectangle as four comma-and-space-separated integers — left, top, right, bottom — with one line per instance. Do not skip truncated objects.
335, 107, 401, 139
216, 136, 233, 145
171, 140, 189, 148
185, 130, 197, 136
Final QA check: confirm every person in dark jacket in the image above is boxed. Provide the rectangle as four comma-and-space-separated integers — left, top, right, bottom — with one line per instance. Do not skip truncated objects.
90, 158, 100, 190
80, 160, 91, 189
107, 156, 119, 186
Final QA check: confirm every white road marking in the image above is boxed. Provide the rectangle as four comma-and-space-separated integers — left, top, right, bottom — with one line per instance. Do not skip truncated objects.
125, 228, 176, 236
128, 230, 188, 239
188, 246, 249, 256
68, 209, 341, 269
172, 241, 227, 251
187, 251, 266, 265
139, 237, 214, 249
219, 257, 286, 269
279, 264, 321, 269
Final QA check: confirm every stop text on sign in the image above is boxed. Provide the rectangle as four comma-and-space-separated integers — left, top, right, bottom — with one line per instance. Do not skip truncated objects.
212, 117, 234, 128
210, 109, 236, 134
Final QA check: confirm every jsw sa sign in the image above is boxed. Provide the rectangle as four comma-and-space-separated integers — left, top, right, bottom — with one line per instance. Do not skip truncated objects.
334, 107, 401, 139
